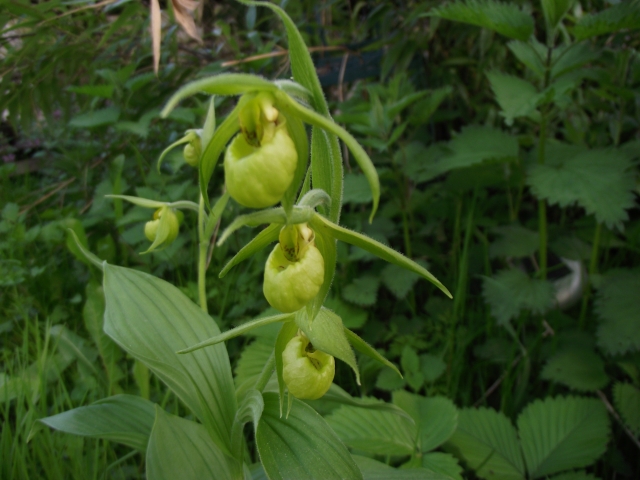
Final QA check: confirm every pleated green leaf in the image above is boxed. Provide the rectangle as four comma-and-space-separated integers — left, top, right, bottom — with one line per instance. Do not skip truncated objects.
146, 407, 236, 480
326, 405, 416, 456
421, 453, 464, 480
354, 455, 452, 480
39, 394, 155, 452
517, 396, 610, 478
103, 264, 236, 452
428, 0, 534, 41
256, 393, 363, 480
446, 407, 525, 480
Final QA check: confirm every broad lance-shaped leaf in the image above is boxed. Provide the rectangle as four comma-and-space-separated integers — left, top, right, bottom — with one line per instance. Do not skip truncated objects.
445, 407, 525, 480
310, 213, 451, 298
160, 73, 276, 118
427, 0, 534, 41
178, 313, 294, 354
326, 405, 416, 457
517, 396, 610, 478
39, 395, 155, 452
103, 264, 236, 452
256, 392, 363, 480
295, 308, 359, 384
146, 407, 237, 480
277, 91, 379, 222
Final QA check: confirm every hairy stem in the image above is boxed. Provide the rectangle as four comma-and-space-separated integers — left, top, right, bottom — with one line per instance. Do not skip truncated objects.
197, 195, 209, 313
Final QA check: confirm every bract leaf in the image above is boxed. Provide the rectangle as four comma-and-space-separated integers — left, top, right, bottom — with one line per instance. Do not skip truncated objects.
445, 407, 525, 480
217, 208, 287, 246
39, 394, 155, 452
326, 405, 416, 456
103, 264, 236, 452
277, 92, 380, 222
256, 392, 363, 480
427, 0, 534, 41
344, 328, 402, 378
160, 74, 276, 118
177, 313, 293, 354
280, 111, 309, 215
517, 396, 610, 478
306, 223, 337, 321
146, 407, 236, 480
310, 213, 451, 298
199, 101, 242, 209
219, 224, 280, 278
295, 308, 359, 384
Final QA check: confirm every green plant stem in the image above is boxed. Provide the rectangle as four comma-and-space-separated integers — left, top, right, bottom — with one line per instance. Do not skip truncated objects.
197, 195, 209, 313
579, 222, 602, 329
254, 351, 276, 392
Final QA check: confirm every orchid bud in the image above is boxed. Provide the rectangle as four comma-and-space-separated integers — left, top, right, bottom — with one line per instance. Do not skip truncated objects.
143, 206, 181, 249
282, 334, 335, 400
182, 132, 201, 167
263, 224, 324, 313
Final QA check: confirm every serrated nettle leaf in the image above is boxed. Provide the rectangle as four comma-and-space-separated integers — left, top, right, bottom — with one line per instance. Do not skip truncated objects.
178, 313, 293, 354
527, 144, 636, 230
257, 392, 363, 480
489, 225, 539, 259
146, 407, 237, 480
486, 71, 540, 125
541, 346, 608, 392
572, 1, 640, 40
445, 407, 525, 480
382, 263, 423, 300
103, 264, 236, 452
326, 405, 416, 456
427, 0, 534, 41
377, 368, 407, 392
401, 346, 421, 374
432, 125, 519, 176
342, 275, 380, 307
310, 213, 452, 298
517, 396, 610, 478
343, 173, 373, 205
613, 382, 640, 435
323, 296, 367, 329
295, 308, 359, 384
39, 395, 155, 452
393, 391, 458, 453
482, 269, 555, 326
550, 42, 598, 79
420, 354, 446, 383
160, 74, 277, 118
345, 328, 402, 378
595, 269, 640, 355
219, 223, 280, 278
542, 0, 574, 31
507, 39, 545, 79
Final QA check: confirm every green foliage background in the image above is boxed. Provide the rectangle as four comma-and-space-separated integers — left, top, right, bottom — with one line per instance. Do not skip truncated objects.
1, 0, 639, 478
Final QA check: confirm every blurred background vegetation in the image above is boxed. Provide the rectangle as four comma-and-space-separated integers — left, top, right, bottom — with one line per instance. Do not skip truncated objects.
1, 0, 639, 478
